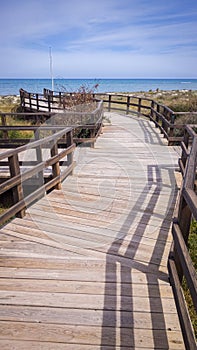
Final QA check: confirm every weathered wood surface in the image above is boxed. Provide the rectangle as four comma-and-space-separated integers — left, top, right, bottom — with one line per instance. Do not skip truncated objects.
0, 113, 185, 349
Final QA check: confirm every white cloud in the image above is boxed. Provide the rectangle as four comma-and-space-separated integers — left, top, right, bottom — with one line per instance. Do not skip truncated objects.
0, 0, 197, 77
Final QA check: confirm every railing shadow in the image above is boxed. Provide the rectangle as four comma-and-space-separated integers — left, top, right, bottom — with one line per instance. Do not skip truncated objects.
101, 164, 178, 349
138, 118, 164, 145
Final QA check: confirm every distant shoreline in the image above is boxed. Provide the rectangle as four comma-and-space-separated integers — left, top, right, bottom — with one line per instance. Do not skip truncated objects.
1, 78, 197, 96
0, 88, 197, 98
0, 90, 197, 115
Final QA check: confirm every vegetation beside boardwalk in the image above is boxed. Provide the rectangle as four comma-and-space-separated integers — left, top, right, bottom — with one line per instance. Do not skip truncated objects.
136, 89, 197, 112
0, 95, 34, 139
146, 89, 197, 129
0, 95, 20, 112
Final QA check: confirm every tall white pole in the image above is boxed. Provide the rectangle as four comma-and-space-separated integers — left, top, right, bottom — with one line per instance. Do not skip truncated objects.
49, 46, 54, 91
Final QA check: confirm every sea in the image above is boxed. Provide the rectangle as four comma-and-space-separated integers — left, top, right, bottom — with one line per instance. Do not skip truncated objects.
0, 78, 197, 96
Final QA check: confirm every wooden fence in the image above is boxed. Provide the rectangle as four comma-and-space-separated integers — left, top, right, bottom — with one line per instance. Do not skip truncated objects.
42, 89, 197, 145
0, 104, 103, 149
20, 89, 62, 112
0, 127, 75, 226
168, 124, 197, 350
94, 93, 197, 146
0, 94, 103, 226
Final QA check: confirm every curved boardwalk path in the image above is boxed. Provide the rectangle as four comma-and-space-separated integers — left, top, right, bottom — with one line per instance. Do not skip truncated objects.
0, 113, 185, 349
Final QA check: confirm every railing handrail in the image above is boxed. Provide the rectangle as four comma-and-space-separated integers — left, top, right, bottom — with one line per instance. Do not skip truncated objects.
0, 93, 104, 225
0, 126, 72, 160
168, 124, 197, 349
20, 88, 103, 115
39, 89, 197, 146
0, 126, 75, 226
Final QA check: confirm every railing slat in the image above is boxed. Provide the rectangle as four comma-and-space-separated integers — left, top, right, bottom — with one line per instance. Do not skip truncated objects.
172, 223, 197, 310
168, 123, 197, 349
8, 154, 25, 218
168, 257, 197, 350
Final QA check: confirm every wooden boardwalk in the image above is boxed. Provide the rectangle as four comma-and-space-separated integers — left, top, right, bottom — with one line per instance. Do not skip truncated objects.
0, 113, 185, 349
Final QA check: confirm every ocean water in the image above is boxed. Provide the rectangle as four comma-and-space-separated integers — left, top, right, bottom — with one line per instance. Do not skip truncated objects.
0, 78, 197, 96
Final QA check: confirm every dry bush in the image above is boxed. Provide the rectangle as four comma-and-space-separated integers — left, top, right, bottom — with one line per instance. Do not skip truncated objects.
173, 113, 197, 137
61, 84, 99, 112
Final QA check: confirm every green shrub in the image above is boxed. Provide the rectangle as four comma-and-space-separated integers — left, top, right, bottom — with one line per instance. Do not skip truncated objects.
7, 130, 33, 139
173, 114, 197, 137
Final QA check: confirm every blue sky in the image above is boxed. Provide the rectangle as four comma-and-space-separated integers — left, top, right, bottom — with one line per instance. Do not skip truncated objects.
1, 0, 197, 78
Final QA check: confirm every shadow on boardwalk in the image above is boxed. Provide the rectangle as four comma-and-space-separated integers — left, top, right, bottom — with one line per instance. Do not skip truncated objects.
101, 164, 177, 349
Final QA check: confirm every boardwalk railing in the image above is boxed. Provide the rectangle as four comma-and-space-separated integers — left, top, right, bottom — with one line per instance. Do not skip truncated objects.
168, 124, 197, 350
0, 94, 103, 226
20, 88, 102, 113
0, 107, 103, 148
20, 89, 63, 112
0, 127, 75, 226
42, 89, 197, 145
95, 93, 197, 145
19, 89, 103, 146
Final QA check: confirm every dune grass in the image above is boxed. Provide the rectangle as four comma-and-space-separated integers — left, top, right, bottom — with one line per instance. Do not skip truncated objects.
0, 96, 34, 139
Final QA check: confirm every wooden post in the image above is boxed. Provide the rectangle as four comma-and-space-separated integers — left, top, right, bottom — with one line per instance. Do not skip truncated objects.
161, 107, 165, 134
174, 137, 197, 281
156, 104, 160, 124
48, 95, 51, 112
108, 94, 111, 112
20, 89, 25, 111
1, 115, 9, 139
151, 101, 155, 122
173, 193, 192, 283
36, 94, 39, 110
50, 142, 62, 190
29, 93, 32, 109
168, 113, 175, 145
67, 130, 74, 172
138, 98, 141, 116
181, 128, 190, 171
8, 154, 25, 218
126, 96, 130, 114
34, 130, 44, 189
59, 92, 62, 105
178, 196, 192, 245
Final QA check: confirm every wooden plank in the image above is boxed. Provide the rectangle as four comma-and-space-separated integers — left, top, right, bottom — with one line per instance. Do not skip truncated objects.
1, 228, 104, 259
0, 290, 178, 314
3, 221, 172, 260
8, 153, 25, 218
0, 229, 171, 261
1, 228, 170, 269
26, 206, 173, 235
11, 216, 173, 245
0, 267, 169, 284
0, 278, 174, 297
0, 340, 162, 350
0, 321, 185, 349
19, 213, 174, 244
0, 305, 181, 330
32, 195, 175, 222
